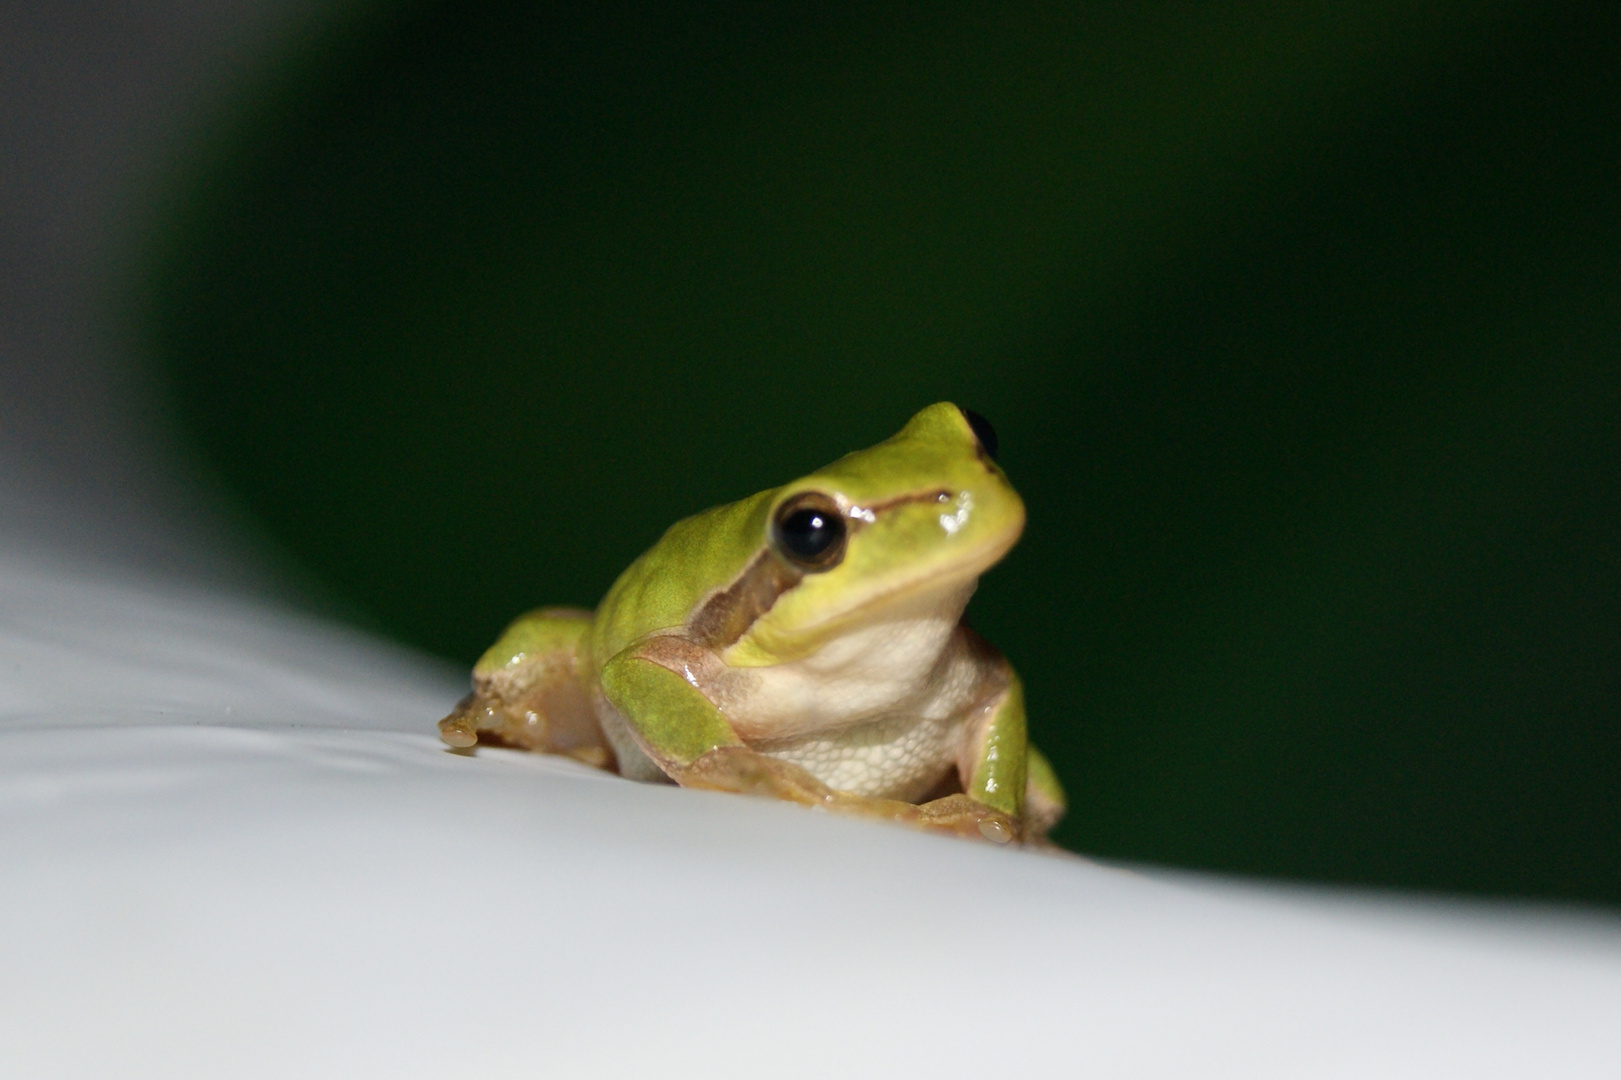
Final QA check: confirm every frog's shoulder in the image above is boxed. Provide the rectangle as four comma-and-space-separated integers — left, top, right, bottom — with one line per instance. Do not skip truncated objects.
588, 487, 779, 665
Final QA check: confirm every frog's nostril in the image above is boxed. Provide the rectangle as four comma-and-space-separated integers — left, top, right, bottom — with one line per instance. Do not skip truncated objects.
959, 408, 999, 462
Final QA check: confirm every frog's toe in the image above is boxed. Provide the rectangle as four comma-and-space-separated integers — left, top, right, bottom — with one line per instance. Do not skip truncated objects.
914, 794, 1022, 845
437, 692, 519, 751
438, 694, 482, 749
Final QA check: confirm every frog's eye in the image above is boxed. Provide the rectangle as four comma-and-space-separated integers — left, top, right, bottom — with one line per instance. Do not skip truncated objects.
772, 493, 847, 571
959, 407, 999, 462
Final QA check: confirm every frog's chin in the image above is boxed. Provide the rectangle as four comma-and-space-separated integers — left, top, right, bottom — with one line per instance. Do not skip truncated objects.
769, 532, 1015, 653
848, 552, 991, 618
871, 507, 1022, 599
726, 571, 981, 670
829, 568, 976, 633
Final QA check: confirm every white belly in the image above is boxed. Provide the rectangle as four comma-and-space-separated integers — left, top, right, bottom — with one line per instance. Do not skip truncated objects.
752, 709, 962, 801
718, 598, 972, 741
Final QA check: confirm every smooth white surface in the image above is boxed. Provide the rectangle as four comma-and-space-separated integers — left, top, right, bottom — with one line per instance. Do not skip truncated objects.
3, 548, 1621, 1078
0, 550, 460, 731
3, 5, 1618, 1075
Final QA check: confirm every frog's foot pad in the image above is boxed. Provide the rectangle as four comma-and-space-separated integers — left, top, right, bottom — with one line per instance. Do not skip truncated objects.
911, 793, 1020, 844
438, 692, 515, 750
437, 694, 482, 748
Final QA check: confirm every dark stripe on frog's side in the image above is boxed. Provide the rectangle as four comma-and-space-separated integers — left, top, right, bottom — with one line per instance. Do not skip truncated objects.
686, 549, 803, 648
684, 487, 957, 649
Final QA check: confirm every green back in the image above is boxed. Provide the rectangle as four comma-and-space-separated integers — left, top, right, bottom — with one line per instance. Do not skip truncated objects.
588, 488, 778, 666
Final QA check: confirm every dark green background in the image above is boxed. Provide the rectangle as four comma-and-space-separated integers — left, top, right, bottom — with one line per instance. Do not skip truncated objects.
144, 1, 1620, 901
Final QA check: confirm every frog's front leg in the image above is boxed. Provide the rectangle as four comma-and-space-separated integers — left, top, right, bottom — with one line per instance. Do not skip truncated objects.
947, 672, 1067, 844
599, 644, 1019, 843
438, 607, 614, 769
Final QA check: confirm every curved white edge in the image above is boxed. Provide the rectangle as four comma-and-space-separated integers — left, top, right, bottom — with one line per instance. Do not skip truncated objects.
0, 548, 465, 731
2, 549, 1620, 1079
3, 10, 1619, 1069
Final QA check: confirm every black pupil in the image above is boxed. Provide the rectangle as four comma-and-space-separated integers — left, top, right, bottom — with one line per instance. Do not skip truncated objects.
961, 408, 999, 460
779, 507, 842, 560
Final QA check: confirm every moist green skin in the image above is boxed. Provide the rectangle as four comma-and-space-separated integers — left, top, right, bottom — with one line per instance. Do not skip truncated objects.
445, 403, 1066, 844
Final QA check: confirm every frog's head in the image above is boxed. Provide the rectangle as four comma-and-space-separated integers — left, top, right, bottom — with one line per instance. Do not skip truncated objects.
718, 402, 1025, 666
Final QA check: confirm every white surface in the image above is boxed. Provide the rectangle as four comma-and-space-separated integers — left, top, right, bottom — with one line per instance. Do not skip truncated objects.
3, 4, 1618, 1075
0, 550, 459, 731
3, 547, 1621, 1078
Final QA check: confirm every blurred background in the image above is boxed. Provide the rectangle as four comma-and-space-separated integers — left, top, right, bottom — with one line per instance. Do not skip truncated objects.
18, 2, 1620, 898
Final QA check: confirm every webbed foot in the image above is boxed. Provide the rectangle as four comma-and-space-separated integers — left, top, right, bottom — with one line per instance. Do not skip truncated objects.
438, 609, 613, 768
675, 747, 1022, 844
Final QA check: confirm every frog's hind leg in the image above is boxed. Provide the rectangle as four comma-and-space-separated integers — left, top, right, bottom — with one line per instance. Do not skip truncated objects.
438, 607, 614, 770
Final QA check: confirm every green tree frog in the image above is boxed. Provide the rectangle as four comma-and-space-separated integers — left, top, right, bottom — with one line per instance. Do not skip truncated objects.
440, 403, 1065, 844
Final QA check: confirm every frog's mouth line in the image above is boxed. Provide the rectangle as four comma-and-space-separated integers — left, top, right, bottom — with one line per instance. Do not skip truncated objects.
808, 521, 1019, 620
